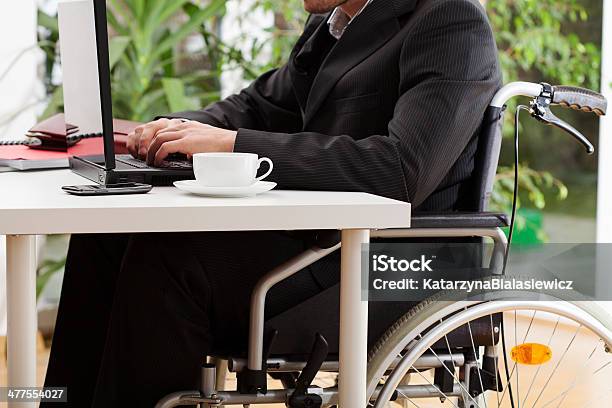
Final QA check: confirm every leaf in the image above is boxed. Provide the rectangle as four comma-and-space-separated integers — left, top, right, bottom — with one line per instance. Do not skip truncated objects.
162, 77, 197, 112
132, 0, 146, 24
36, 260, 65, 299
38, 9, 58, 33
106, 9, 128, 36
109, 36, 131, 69
40, 87, 64, 120
110, 0, 134, 20
153, 0, 226, 60
150, 0, 190, 28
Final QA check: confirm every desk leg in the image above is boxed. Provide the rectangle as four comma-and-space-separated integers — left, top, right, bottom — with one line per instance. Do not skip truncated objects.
6, 235, 37, 408
339, 229, 369, 407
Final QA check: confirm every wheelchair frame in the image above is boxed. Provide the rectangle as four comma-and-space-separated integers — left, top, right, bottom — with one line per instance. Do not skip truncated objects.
155, 82, 597, 408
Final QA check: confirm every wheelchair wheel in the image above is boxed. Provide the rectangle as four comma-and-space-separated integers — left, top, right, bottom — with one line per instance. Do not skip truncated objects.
365, 290, 612, 408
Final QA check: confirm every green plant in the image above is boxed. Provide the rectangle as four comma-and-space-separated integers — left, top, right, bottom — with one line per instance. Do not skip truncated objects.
245, 0, 307, 75
38, 0, 230, 122
486, 0, 601, 238
487, 0, 600, 89
492, 163, 568, 219
37, 258, 66, 299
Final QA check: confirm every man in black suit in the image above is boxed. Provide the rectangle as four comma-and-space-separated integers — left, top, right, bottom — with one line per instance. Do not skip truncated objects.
44, 0, 501, 406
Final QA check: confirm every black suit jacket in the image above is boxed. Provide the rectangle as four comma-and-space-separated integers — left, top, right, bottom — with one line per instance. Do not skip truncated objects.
167, 0, 502, 211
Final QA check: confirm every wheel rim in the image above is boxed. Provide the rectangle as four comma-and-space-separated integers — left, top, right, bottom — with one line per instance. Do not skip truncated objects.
370, 300, 612, 408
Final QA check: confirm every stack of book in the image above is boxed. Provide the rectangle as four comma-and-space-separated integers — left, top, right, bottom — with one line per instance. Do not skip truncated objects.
0, 113, 139, 170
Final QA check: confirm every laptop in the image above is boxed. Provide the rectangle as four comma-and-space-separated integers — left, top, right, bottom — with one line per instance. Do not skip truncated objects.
59, 0, 193, 185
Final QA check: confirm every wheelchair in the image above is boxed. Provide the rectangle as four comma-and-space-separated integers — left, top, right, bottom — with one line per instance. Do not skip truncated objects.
156, 82, 612, 408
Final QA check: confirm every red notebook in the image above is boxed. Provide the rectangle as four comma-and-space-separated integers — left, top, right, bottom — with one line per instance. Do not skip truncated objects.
0, 114, 140, 170
0, 139, 114, 170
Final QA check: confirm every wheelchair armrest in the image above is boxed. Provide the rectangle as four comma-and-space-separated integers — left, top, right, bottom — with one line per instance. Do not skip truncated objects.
302, 213, 508, 248
410, 212, 509, 229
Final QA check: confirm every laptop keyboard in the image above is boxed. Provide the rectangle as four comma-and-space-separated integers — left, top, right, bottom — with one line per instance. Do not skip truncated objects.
116, 155, 193, 170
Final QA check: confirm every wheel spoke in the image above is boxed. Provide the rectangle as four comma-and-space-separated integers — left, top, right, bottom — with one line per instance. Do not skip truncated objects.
530, 324, 582, 408
424, 344, 482, 408
395, 387, 422, 408
517, 316, 560, 406
537, 341, 602, 408
593, 360, 611, 375
441, 327, 469, 408
515, 311, 520, 408
410, 364, 461, 408
442, 319, 459, 380
408, 331, 481, 408
522, 311, 538, 343
500, 311, 538, 406
489, 314, 501, 408
467, 318, 488, 408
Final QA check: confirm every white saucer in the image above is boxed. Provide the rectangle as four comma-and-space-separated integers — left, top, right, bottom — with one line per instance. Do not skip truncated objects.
174, 180, 277, 198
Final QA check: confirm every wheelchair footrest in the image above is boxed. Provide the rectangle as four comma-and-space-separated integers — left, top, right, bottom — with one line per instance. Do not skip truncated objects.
288, 333, 328, 408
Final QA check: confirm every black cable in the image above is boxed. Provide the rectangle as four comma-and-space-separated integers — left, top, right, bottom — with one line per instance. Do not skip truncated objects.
502, 104, 530, 273
499, 104, 530, 408
500, 319, 515, 408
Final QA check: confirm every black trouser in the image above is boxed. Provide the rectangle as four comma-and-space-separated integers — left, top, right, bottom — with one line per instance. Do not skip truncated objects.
43, 231, 339, 407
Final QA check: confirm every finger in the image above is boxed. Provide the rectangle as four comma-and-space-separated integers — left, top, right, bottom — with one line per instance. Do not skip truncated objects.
137, 119, 171, 159
126, 132, 138, 158
137, 139, 147, 160
132, 126, 145, 157
154, 140, 185, 167
155, 121, 192, 136
168, 118, 187, 127
138, 119, 186, 158
146, 132, 185, 165
156, 118, 187, 133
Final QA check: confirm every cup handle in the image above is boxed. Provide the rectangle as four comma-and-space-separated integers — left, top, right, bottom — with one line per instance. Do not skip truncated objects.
256, 157, 273, 182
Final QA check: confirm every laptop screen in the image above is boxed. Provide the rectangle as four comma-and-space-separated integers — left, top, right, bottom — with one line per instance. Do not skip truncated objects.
92, 0, 116, 169
58, 0, 116, 169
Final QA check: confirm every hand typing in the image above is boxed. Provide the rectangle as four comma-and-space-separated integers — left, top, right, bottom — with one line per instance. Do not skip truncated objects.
126, 119, 237, 166
127, 118, 184, 160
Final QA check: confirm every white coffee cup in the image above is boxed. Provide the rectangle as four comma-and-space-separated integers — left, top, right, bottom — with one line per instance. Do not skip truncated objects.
192, 152, 274, 187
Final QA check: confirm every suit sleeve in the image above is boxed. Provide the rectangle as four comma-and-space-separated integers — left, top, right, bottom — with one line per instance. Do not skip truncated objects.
234, 0, 501, 205
164, 63, 303, 133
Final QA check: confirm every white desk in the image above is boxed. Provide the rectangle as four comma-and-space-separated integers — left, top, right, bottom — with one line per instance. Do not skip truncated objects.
0, 169, 411, 407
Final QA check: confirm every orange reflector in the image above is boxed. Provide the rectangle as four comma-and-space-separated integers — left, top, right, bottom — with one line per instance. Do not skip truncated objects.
511, 343, 552, 365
